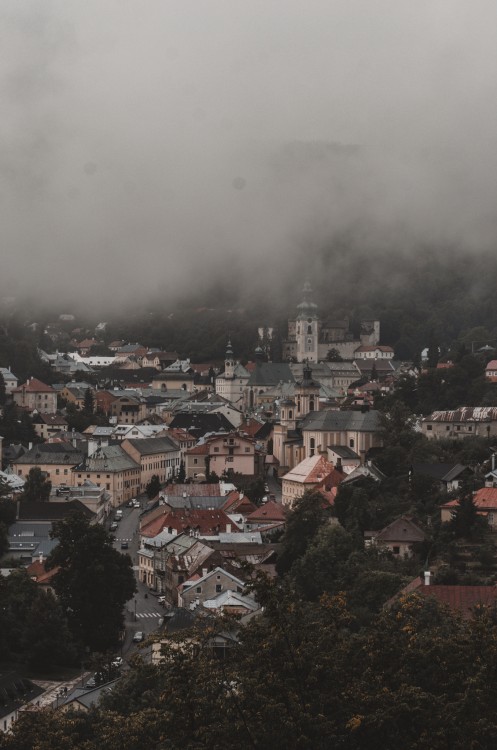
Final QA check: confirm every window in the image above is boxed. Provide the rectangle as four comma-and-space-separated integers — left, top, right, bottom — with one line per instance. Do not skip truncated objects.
289, 410, 293, 419
349, 438, 355, 448
245, 447, 250, 453
193, 459, 198, 465
214, 447, 219, 452
216, 584, 222, 592
427, 425, 432, 431
456, 426, 461, 431
392, 546, 400, 555
226, 457, 233, 462
196, 586, 202, 594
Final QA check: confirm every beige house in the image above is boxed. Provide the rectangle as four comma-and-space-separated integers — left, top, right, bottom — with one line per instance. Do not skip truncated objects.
12, 378, 57, 415
282, 454, 344, 507
12, 442, 83, 487
422, 407, 497, 440
441, 487, 497, 529
365, 516, 425, 558
110, 395, 146, 425
185, 432, 263, 481
301, 409, 383, 464
121, 436, 181, 492
32, 413, 69, 440
72, 445, 141, 507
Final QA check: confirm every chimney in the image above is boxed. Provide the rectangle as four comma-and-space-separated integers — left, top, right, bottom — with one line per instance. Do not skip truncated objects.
226, 523, 231, 533
202, 568, 208, 578
28, 442, 33, 451
38, 551, 44, 564
493, 453, 496, 473
336, 457, 343, 472
424, 571, 431, 586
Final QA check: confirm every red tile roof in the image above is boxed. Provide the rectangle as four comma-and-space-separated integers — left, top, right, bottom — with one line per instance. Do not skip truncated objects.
13, 377, 54, 393
418, 584, 497, 618
141, 508, 236, 538
164, 483, 222, 497
246, 501, 286, 523
442, 487, 497, 511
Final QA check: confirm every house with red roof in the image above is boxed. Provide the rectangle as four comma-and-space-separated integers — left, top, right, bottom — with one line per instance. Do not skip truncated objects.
140, 507, 240, 541
441, 487, 497, 530
281, 454, 345, 508
12, 378, 57, 414
486, 360, 497, 382
245, 500, 286, 530
389, 575, 497, 620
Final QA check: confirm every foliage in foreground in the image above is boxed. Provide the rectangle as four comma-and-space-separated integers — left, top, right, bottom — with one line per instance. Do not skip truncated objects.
4, 578, 497, 749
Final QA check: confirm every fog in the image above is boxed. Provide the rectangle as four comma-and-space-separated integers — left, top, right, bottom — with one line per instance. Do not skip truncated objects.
2, 1, 497, 312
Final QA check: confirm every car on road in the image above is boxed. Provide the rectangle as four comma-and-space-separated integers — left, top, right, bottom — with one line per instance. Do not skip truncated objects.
264, 484, 269, 493
120, 542, 129, 550
127, 499, 135, 507
157, 595, 167, 604
132, 500, 141, 508
133, 631, 144, 643
110, 522, 118, 531
112, 656, 123, 668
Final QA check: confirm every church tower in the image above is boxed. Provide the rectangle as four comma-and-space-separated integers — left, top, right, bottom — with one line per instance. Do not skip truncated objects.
295, 361, 320, 417
224, 339, 235, 379
296, 281, 320, 363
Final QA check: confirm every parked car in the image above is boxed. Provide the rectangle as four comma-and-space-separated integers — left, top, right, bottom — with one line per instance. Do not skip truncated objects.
115, 509, 123, 519
127, 499, 135, 507
112, 656, 123, 668
133, 631, 144, 643
132, 500, 141, 508
110, 522, 118, 531
157, 595, 166, 605
121, 542, 129, 550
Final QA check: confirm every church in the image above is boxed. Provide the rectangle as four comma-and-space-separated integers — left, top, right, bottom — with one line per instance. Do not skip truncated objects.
283, 281, 380, 362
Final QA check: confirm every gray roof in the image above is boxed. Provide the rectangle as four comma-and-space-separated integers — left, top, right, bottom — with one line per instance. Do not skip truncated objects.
411, 463, 472, 483
14, 442, 83, 466
301, 409, 382, 433
124, 436, 179, 455
62, 679, 120, 709
247, 363, 295, 387
7, 521, 58, 557
327, 445, 360, 459
75, 445, 140, 473
165, 496, 226, 510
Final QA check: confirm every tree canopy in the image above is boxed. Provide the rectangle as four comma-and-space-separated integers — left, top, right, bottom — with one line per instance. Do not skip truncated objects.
47, 513, 136, 652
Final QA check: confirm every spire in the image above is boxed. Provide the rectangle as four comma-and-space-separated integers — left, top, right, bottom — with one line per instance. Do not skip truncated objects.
296, 280, 318, 320
226, 339, 233, 358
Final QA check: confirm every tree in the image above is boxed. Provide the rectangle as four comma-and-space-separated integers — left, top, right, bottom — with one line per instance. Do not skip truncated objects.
47, 513, 136, 652
23, 590, 78, 672
20, 467, 51, 502
276, 490, 331, 575
326, 348, 343, 362
177, 460, 186, 483
451, 489, 485, 540
145, 474, 161, 499
83, 387, 94, 414
0, 371, 6, 405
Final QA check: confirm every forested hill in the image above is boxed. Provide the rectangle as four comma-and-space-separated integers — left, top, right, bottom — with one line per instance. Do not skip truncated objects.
3, 245, 497, 364
103, 245, 497, 362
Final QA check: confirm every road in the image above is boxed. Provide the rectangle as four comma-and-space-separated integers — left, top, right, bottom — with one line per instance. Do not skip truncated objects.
265, 472, 282, 502
107, 502, 167, 658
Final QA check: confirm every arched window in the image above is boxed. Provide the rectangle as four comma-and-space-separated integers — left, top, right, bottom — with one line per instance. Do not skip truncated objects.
289, 410, 293, 419
307, 325, 312, 334
349, 438, 355, 448
309, 398, 315, 411
310, 437, 315, 456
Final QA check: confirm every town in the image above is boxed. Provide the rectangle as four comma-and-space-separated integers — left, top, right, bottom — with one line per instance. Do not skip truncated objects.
2, 278, 497, 748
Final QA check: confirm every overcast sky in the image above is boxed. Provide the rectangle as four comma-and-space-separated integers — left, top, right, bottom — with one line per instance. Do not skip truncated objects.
2, 1, 497, 311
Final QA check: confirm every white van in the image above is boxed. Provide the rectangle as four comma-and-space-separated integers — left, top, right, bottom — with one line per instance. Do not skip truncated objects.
115, 509, 123, 519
